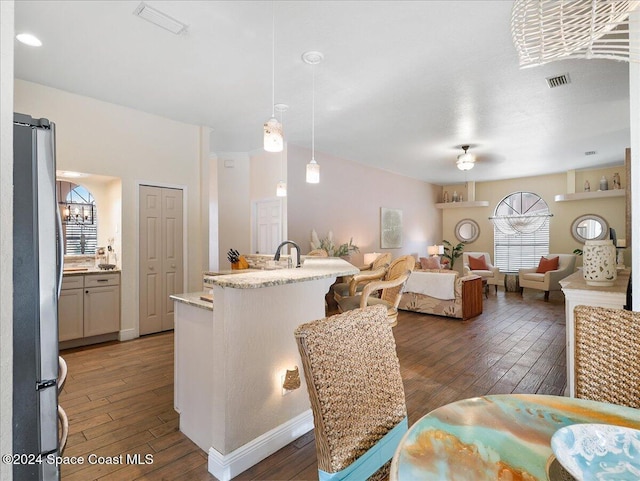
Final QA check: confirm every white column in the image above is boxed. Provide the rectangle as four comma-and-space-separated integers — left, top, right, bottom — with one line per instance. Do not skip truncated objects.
631, 10, 640, 310
0, 2, 15, 480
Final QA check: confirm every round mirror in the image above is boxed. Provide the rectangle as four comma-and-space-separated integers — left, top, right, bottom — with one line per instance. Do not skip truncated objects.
455, 219, 480, 243
570, 214, 608, 243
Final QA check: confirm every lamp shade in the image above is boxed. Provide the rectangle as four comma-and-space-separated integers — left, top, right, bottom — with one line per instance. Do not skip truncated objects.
264, 117, 283, 152
306, 159, 320, 183
363, 252, 380, 265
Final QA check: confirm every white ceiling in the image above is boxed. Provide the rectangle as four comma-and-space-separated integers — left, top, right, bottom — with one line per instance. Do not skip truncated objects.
14, 0, 631, 184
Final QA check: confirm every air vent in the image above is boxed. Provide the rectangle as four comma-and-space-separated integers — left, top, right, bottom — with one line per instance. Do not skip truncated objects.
546, 73, 571, 88
584, 151, 597, 156
133, 2, 187, 35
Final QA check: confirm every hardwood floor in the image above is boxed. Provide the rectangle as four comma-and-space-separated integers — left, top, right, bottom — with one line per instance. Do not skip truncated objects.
59, 288, 566, 480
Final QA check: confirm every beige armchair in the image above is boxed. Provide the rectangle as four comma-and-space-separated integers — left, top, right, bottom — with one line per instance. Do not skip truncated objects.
518, 254, 576, 301
462, 252, 501, 294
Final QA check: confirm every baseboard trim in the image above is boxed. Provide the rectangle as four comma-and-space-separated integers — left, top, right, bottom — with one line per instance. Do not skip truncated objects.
207, 410, 314, 481
119, 328, 137, 341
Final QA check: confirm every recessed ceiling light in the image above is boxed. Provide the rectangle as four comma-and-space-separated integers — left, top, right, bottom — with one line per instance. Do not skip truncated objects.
16, 33, 42, 47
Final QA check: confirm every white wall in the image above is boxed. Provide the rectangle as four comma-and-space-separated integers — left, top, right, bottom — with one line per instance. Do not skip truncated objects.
14, 80, 204, 336
1, 2, 14, 479
287, 144, 442, 265
217, 153, 251, 268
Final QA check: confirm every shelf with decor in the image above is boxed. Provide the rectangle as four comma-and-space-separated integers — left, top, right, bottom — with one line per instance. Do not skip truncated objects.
436, 200, 489, 209
554, 189, 625, 202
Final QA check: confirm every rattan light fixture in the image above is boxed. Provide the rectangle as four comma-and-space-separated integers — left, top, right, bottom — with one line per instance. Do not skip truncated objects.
511, 0, 640, 68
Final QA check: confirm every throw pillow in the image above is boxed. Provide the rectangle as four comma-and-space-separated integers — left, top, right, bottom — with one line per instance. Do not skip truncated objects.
536, 256, 559, 273
420, 256, 441, 270
468, 254, 488, 270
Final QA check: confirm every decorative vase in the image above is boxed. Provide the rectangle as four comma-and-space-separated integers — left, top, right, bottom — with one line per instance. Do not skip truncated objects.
599, 176, 608, 191
582, 240, 617, 286
613, 172, 621, 189
584, 180, 590, 192
443, 190, 449, 203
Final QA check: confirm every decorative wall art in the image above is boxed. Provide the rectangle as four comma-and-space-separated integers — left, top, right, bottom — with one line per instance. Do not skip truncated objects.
381, 208, 403, 248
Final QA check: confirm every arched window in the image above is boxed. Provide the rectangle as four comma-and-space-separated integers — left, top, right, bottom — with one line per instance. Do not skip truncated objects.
492, 192, 551, 271
57, 181, 97, 255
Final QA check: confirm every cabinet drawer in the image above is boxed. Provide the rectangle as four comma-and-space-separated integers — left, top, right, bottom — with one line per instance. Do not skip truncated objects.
61, 275, 84, 290
84, 273, 120, 288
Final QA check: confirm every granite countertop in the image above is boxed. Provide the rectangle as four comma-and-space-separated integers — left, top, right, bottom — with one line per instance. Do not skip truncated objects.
63, 267, 121, 276
170, 291, 214, 311
208, 257, 359, 289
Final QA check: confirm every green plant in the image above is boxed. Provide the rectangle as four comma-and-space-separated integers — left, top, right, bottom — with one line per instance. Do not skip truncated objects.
310, 229, 360, 257
573, 248, 583, 256
442, 239, 465, 267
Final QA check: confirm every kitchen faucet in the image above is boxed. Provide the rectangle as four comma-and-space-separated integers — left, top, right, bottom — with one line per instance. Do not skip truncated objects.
274, 240, 301, 268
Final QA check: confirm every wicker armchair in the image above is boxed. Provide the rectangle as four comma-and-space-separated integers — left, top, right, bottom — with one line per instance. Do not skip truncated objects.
574, 305, 640, 408
333, 253, 392, 303
294, 305, 408, 480
337, 255, 416, 327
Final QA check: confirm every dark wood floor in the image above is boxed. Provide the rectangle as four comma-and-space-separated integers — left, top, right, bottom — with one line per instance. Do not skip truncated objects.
59, 288, 566, 480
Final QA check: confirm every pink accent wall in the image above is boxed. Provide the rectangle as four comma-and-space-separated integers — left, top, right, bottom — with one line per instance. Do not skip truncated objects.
287, 144, 442, 266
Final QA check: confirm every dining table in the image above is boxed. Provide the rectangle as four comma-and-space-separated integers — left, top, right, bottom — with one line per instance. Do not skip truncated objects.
390, 394, 640, 481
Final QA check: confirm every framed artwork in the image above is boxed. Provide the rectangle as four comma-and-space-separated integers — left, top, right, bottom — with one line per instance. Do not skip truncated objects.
381, 207, 402, 248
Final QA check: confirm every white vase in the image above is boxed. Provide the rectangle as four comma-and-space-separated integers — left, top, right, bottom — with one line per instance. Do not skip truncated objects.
582, 239, 617, 286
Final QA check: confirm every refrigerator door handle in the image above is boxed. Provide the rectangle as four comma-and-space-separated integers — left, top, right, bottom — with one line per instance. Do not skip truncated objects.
56, 201, 63, 298
58, 405, 69, 454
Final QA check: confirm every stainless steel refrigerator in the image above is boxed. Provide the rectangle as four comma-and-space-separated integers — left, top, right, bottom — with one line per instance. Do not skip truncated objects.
13, 113, 63, 481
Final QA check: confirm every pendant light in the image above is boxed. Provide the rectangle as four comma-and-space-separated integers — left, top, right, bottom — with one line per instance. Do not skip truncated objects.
275, 104, 288, 197
303, 51, 323, 184
264, 5, 283, 153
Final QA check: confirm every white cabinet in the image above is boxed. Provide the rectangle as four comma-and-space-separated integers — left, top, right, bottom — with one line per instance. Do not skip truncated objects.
59, 272, 121, 345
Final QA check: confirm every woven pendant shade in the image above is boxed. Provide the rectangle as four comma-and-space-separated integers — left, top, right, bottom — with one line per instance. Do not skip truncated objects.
512, 0, 640, 67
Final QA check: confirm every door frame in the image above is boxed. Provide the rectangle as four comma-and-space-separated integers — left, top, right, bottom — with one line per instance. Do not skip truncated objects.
251, 197, 285, 255
135, 180, 188, 339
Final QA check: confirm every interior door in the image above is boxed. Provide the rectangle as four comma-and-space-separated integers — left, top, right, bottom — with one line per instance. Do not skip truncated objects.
255, 199, 282, 254
161, 187, 183, 331
139, 185, 183, 335
139, 185, 163, 335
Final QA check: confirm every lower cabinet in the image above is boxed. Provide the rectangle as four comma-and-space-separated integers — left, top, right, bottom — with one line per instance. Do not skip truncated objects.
59, 272, 121, 344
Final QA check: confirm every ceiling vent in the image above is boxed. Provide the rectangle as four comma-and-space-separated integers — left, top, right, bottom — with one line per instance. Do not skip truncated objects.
584, 151, 597, 156
546, 73, 571, 89
133, 2, 187, 35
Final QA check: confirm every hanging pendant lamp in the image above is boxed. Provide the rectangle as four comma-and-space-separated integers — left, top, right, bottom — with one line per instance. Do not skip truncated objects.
275, 104, 288, 197
303, 51, 323, 184
264, 6, 283, 153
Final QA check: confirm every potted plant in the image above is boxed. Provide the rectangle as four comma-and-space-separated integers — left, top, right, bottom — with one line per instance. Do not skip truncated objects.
310, 229, 359, 258
442, 240, 465, 268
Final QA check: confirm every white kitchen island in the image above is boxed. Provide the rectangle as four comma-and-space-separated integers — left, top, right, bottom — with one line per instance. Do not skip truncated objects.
171, 258, 358, 481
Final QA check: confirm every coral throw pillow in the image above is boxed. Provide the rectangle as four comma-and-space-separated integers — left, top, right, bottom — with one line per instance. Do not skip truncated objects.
468, 255, 488, 270
420, 256, 441, 270
536, 256, 559, 273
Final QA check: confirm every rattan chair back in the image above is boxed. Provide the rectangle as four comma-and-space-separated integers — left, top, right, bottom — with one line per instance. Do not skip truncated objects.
380, 255, 416, 305
574, 305, 640, 408
371, 253, 392, 270
294, 305, 407, 476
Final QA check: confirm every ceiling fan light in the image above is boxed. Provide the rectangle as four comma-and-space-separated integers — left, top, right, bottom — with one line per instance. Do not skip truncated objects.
457, 158, 475, 171
306, 159, 320, 184
264, 117, 283, 152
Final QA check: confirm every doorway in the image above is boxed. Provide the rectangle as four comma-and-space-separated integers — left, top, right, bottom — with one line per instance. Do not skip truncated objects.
253, 198, 283, 254
139, 185, 184, 335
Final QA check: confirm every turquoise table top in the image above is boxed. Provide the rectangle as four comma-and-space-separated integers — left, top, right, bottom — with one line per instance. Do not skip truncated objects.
390, 394, 640, 481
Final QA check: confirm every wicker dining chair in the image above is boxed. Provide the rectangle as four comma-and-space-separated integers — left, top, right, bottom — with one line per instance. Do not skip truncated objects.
574, 305, 640, 408
332, 253, 392, 303
294, 305, 408, 481
337, 255, 416, 327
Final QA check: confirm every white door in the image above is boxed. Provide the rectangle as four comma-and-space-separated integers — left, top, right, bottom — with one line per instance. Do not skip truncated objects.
139, 185, 184, 335
255, 199, 282, 254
